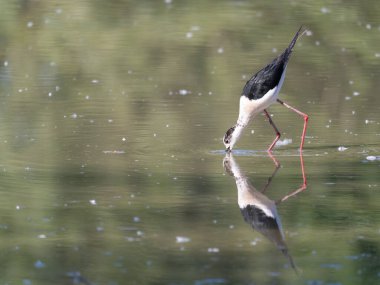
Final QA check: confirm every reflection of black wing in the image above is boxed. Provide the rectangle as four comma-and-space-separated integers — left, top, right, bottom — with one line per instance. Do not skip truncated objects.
240, 205, 279, 231
240, 204, 285, 250
242, 26, 303, 101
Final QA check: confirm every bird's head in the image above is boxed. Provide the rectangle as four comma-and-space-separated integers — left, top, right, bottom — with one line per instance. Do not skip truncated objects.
223, 125, 243, 152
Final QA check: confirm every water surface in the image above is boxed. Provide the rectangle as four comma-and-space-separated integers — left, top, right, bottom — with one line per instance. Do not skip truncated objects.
0, 1, 379, 284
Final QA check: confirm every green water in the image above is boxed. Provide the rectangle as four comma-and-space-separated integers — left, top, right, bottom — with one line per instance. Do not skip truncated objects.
0, 1, 379, 284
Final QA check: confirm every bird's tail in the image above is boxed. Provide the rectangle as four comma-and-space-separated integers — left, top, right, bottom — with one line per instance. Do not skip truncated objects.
283, 25, 306, 63
287, 25, 306, 51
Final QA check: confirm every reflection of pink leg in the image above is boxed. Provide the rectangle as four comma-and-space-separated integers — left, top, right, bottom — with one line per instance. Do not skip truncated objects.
277, 99, 309, 152
261, 152, 281, 193
264, 109, 281, 152
277, 152, 307, 204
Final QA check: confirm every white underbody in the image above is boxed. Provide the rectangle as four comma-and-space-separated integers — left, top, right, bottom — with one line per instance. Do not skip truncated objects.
237, 67, 287, 127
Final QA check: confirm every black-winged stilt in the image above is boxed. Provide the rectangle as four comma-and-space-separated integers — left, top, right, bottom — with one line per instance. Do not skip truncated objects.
223, 26, 309, 152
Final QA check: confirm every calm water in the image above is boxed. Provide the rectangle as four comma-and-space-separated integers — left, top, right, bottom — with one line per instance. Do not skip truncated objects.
0, 1, 379, 285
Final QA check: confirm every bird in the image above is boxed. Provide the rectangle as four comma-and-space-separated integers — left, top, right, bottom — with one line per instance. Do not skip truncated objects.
223, 152, 299, 273
223, 26, 309, 152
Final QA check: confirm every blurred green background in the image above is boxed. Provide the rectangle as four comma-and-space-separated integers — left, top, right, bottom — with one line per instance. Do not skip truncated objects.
0, 0, 379, 284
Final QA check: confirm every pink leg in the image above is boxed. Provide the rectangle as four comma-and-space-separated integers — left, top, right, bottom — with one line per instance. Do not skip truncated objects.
277, 99, 309, 152
263, 109, 281, 152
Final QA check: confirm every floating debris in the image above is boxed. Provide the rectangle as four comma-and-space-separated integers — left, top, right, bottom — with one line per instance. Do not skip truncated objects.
179, 89, 190, 95
366, 156, 379, 161
89, 199, 97, 206
276, 138, 292, 147
338, 146, 348, 152
102, 150, 125, 154
176, 236, 191, 243
207, 247, 220, 253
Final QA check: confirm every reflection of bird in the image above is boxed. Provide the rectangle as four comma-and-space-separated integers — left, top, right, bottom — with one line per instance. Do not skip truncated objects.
223, 26, 309, 152
223, 153, 302, 272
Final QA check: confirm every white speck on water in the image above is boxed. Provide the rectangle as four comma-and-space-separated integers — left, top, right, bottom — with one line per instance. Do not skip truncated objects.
48, 92, 52, 97
306, 30, 313, 36
251, 238, 261, 246
349, 80, 354, 85
251, 130, 255, 134
85, 95, 90, 100
96, 226, 104, 232
208, 91, 213, 95
164, 0, 172, 4
133, 216, 140, 222
191, 25, 200, 31
276, 138, 292, 147
176, 236, 191, 243
91, 79, 99, 84
217, 47, 224, 54
338, 146, 348, 152
16, 205, 21, 210
27, 21, 34, 28
179, 89, 189, 95
272, 47, 277, 53
122, 137, 126, 142
4, 61, 8, 67
345, 96, 351, 100
108, 119, 113, 123
89, 199, 97, 205
321, 7, 331, 14
229, 225, 234, 229
56, 8, 62, 14
315, 41, 320, 46
366, 23, 372, 30
137, 230, 144, 236
353, 91, 360, 96
153, 133, 157, 137
55, 86, 60, 92
366, 155, 378, 161
70, 113, 78, 119
375, 53, 380, 58
34, 260, 46, 269
186, 32, 193, 38
38, 234, 47, 239
207, 248, 220, 253
166, 124, 170, 128
352, 111, 356, 115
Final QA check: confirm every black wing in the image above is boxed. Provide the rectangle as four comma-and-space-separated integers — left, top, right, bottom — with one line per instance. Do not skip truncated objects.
242, 26, 303, 100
